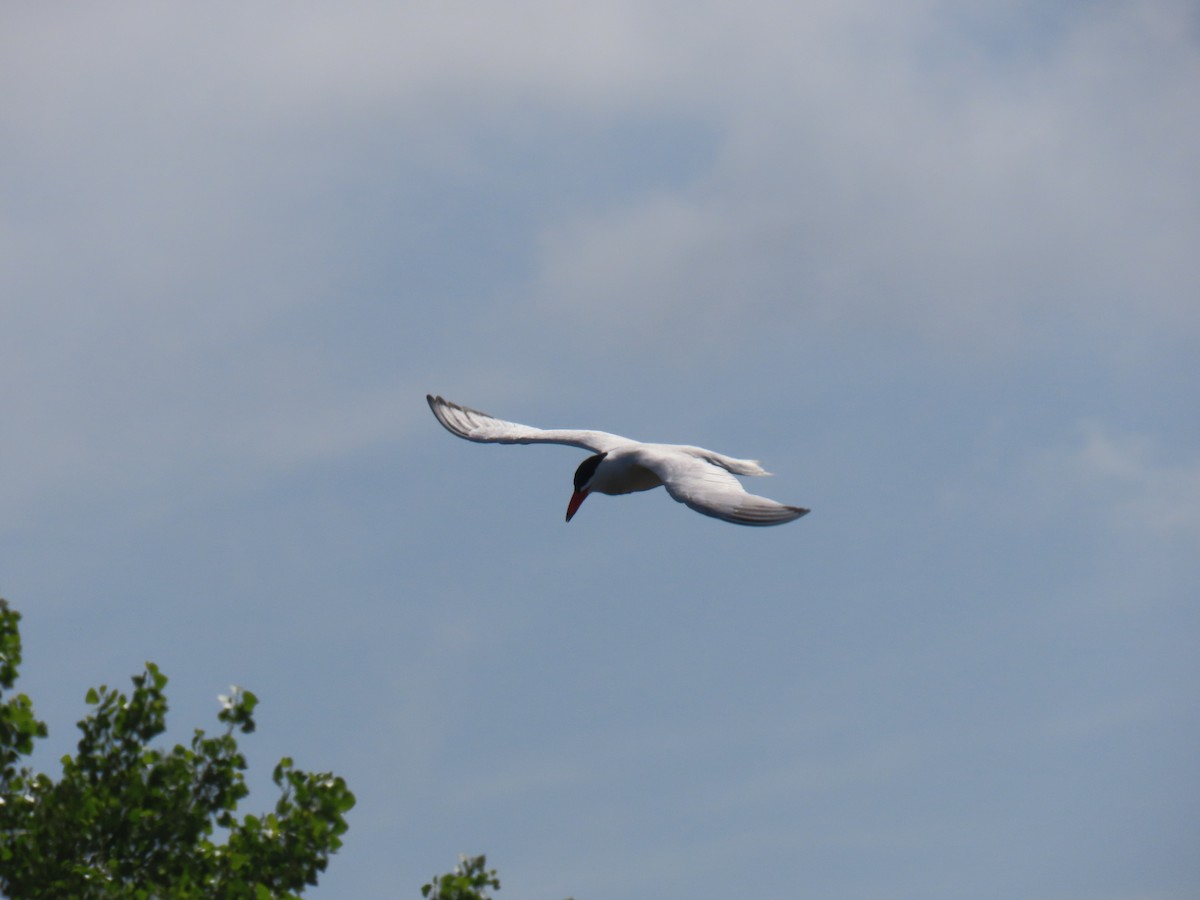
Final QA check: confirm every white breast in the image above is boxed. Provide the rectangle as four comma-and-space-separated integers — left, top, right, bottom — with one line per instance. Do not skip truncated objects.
590, 451, 665, 495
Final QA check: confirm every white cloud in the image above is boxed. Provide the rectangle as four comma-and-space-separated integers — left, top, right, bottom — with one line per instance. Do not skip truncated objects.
6, 2, 1196, 357
1069, 425, 1200, 540
531, 0, 1200, 355
947, 419, 1200, 545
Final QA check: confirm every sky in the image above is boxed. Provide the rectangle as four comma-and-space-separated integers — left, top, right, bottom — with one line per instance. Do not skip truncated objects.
2, 1, 1198, 897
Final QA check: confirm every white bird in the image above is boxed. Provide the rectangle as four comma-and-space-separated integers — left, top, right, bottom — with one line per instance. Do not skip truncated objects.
427, 395, 809, 526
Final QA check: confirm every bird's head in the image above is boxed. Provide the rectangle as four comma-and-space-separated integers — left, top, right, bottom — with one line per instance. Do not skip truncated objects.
566, 453, 607, 522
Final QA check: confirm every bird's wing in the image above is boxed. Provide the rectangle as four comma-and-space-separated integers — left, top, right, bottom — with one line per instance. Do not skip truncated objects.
427, 395, 632, 454
636, 447, 809, 526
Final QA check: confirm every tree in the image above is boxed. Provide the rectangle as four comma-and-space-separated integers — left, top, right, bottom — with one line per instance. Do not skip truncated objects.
422, 854, 501, 900
0, 598, 355, 898
421, 854, 574, 900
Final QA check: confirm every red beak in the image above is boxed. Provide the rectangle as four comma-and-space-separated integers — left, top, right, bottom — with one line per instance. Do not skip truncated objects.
565, 489, 589, 522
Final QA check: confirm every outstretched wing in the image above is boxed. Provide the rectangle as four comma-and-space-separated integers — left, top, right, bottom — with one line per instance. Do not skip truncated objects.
636, 447, 809, 526
427, 395, 633, 454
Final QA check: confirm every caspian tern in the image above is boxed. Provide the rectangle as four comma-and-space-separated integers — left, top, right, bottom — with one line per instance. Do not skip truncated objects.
427, 395, 809, 526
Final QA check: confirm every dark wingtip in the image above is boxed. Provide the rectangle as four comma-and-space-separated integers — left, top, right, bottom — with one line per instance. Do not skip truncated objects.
427, 395, 457, 435
426, 394, 443, 421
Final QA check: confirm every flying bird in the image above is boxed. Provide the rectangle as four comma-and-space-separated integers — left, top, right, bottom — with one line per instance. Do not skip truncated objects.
427, 395, 809, 526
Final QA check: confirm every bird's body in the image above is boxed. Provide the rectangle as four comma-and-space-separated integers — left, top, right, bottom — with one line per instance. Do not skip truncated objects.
427, 394, 809, 526
583, 449, 664, 496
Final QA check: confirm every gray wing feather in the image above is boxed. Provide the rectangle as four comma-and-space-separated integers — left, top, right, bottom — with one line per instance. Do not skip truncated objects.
638, 449, 809, 526
427, 395, 631, 454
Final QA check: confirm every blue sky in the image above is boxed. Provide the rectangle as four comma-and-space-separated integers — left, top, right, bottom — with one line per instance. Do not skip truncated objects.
2, 2, 1198, 897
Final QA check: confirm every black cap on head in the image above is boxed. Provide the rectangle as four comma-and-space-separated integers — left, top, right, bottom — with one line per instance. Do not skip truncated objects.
573, 453, 607, 491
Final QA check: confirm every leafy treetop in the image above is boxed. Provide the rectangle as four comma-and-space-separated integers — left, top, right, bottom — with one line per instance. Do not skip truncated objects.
0, 597, 354, 899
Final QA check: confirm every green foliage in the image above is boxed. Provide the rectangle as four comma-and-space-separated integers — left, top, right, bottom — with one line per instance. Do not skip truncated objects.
422, 854, 574, 900
422, 854, 501, 900
0, 598, 354, 898
0, 600, 49, 787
